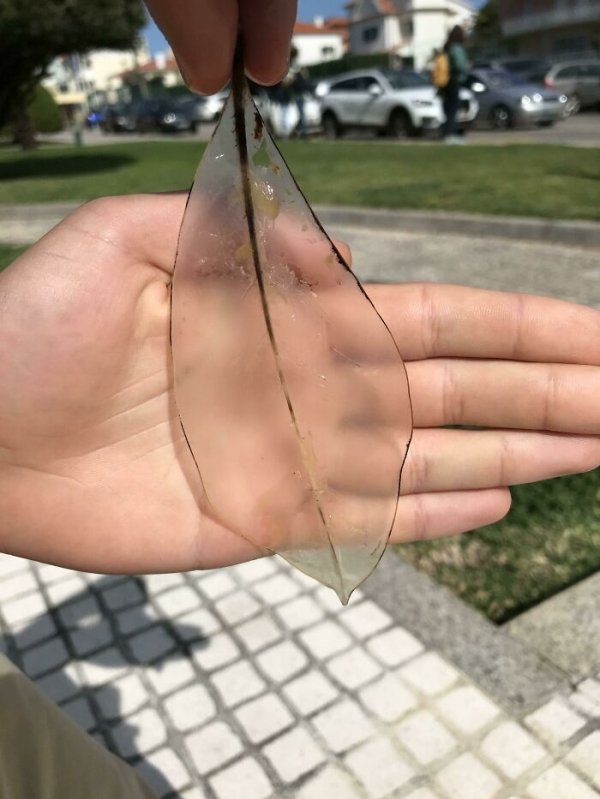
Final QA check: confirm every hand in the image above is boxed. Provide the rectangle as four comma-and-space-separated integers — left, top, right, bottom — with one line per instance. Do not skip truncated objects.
144, 0, 297, 93
0, 194, 598, 574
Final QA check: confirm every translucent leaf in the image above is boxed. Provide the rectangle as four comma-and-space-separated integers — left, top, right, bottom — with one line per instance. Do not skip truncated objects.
171, 57, 413, 604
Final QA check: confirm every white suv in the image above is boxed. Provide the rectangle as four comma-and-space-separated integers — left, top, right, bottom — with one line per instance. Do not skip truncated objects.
318, 69, 478, 137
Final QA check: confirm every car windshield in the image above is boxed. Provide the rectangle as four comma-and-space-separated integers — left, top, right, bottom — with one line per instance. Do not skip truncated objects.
385, 71, 430, 89
481, 70, 521, 88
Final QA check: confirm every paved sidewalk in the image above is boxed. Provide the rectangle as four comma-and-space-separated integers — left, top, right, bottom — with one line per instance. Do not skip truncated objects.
0, 552, 599, 799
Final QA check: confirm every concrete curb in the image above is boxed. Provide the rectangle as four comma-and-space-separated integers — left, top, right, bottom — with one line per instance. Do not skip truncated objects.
1, 201, 599, 249
316, 205, 600, 249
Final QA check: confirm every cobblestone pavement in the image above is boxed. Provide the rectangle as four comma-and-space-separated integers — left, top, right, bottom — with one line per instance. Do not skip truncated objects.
0, 552, 599, 799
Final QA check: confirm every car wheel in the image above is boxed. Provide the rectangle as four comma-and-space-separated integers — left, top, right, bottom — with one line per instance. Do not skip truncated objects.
190, 122, 197, 133
389, 108, 412, 138
322, 111, 341, 140
536, 120, 555, 128
489, 104, 513, 130
565, 93, 581, 116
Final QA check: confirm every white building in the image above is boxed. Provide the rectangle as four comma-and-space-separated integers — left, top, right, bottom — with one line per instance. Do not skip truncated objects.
347, 0, 475, 71
292, 18, 348, 67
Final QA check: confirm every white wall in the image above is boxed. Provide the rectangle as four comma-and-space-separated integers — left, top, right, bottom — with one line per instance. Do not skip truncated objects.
292, 33, 345, 66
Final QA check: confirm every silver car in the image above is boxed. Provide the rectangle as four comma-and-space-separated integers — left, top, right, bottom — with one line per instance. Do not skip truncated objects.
466, 69, 568, 129
318, 69, 478, 138
532, 60, 600, 115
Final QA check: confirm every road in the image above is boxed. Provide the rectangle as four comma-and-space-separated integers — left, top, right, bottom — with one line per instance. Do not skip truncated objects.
45, 110, 599, 148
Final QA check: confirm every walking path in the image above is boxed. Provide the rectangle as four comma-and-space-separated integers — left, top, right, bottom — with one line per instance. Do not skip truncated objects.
1, 551, 599, 799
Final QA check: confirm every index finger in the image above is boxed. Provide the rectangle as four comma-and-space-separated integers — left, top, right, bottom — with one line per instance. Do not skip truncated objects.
368, 282, 600, 366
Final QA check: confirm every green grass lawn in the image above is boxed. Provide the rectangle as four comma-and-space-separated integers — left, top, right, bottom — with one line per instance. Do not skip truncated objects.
401, 468, 600, 623
0, 244, 26, 271
0, 140, 598, 220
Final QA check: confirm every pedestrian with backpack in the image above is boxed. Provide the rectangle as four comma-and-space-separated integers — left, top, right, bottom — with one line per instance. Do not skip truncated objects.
438, 25, 469, 144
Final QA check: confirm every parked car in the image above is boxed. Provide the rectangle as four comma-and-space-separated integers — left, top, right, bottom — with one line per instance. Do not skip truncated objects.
466, 69, 568, 129
473, 57, 551, 81
317, 69, 477, 138
194, 90, 229, 122
529, 60, 600, 115
251, 84, 322, 137
131, 98, 197, 133
101, 103, 136, 133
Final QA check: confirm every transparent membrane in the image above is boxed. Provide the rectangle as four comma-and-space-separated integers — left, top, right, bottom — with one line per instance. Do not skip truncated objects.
171, 73, 412, 604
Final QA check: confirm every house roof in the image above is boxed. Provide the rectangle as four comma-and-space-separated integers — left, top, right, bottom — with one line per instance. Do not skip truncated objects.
293, 17, 349, 35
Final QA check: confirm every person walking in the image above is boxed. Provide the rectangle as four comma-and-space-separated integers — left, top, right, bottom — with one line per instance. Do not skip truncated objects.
441, 24, 469, 144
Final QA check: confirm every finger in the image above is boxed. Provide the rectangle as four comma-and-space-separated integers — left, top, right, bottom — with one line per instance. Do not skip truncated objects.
367, 283, 600, 367
402, 428, 600, 495
391, 488, 511, 544
240, 0, 297, 85
144, 0, 238, 94
408, 359, 600, 434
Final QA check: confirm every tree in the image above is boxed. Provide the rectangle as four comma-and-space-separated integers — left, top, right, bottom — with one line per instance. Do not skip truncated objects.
471, 0, 503, 55
0, 0, 145, 148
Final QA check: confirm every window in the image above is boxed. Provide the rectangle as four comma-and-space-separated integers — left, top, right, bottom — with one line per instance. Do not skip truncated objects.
321, 46, 335, 57
330, 77, 361, 92
556, 66, 580, 79
362, 26, 378, 43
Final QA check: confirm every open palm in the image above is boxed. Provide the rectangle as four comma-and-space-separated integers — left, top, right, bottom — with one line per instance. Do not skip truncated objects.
1, 193, 598, 575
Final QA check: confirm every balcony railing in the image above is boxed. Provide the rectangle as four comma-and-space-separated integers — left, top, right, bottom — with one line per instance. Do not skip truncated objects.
503, 2, 600, 36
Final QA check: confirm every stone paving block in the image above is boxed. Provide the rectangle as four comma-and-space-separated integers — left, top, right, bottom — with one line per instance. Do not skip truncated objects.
252, 574, 301, 605
176, 608, 221, 640
146, 657, 196, 696
314, 584, 351, 612
95, 672, 148, 720
326, 646, 381, 690
12, 614, 57, 650
180, 789, 207, 799
525, 697, 587, 745
144, 574, 185, 593
283, 670, 339, 717
570, 679, 600, 718
215, 591, 260, 626
192, 632, 240, 672
128, 625, 176, 663
0, 554, 29, 578
275, 595, 324, 631
311, 699, 375, 754
345, 737, 414, 799
263, 726, 326, 783
339, 600, 393, 639
566, 731, 600, 786
0, 570, 38, 602
195, 572, 236, 600
435, 752, 502, 799
230, 558, 277, 584
154, 586, 200, 618
47, 576, 87, 605
209, 757, 273, 799
527, 763, 600, 799
437, 685, 501, 735
2, 591, 46, 626
299, 619, 352, 660
164, 684, 216, 732
61, 695, 96, 732
359, 672, 417, 723
404, 790, 441, 799
135, 748, 191, 797
57, 595, 101, 629
35, 668, 81, 704
297, 765, 361, 799
210, 660, 266, 708
234, 693, 294, 744
112, 707, 168, 758
366, 626, 424, 667
397, 652, 460, 696
116, 604, 159, 636
79, 647, 129, 686
480, 720, 546, 779
69, 619, 113, 656
395, 710, 457, 766
22, 637, 69, 678
233, 614, 281, 653
102, 579, 145, 611
255, 640, 308, 683
185, 722, 243, 776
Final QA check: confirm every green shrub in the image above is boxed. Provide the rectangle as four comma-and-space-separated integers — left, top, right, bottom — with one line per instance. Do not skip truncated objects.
29, 85, 64, 133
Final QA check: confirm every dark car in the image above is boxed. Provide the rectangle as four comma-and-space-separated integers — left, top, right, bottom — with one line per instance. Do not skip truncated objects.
466, 69, 568, 129
101, 103, 136, 133
131, 98, 197, 133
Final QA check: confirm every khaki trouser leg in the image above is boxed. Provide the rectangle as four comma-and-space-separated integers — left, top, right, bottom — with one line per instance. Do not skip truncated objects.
0, 654, 157, 799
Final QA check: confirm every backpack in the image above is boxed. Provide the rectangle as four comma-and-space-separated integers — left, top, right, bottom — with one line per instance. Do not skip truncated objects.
431, 52, 450, 88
